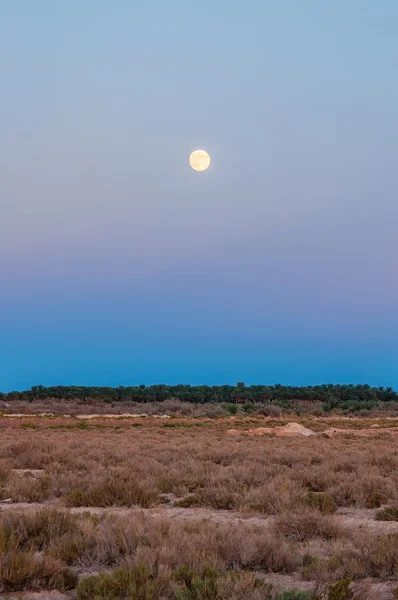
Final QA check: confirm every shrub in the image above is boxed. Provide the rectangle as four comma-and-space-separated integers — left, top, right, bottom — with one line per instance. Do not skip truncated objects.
365, 490, 384, 509
2, 508, 79, 551
306, 492, 337, 515
340, 533, 398, 578
274, 511, 343, 542
218, 571, 273, 600
66, 476, 159, 508
174, 564, 220, 599
222, 404, 238, 415
327, 578, 353, 600
77, 565, 168, 600
0, 551, 77, 593
375, 507, 398, 521
4, 475, 51, 503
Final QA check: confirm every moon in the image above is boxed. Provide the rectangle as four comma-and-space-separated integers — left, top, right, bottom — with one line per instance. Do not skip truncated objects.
189, 149, 211, 172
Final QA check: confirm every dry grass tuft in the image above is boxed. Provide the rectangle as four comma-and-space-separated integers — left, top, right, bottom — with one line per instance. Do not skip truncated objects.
274, 510, 344, 542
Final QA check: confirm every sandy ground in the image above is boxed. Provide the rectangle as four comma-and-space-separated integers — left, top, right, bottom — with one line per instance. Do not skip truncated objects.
1, 501, 398, 535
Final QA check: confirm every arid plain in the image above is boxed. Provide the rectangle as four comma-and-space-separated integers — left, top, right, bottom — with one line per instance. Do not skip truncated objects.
1, 406, 398, 599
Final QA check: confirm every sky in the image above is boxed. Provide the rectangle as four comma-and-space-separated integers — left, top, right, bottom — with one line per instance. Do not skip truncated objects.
1, 1, 397, 392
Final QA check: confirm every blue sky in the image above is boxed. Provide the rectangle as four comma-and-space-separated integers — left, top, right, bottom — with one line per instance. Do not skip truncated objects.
1, 1, 397, 391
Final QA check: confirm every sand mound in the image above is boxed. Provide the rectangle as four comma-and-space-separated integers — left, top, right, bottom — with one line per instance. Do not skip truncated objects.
275, 422, 315, 437
227, 422, 315, 437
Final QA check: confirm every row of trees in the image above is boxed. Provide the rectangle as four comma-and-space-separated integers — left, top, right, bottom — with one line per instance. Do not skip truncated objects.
1, 383, 397, 405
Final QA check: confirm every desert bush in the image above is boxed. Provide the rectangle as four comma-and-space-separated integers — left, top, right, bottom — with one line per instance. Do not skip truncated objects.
255, 404, 283, 417
66, 475, 159, 508
1, 508, 79, 550
327, 578, 353, 600
0, 551, 77, 593
3, 473, 51, 503
337, 533, 398, 579
77, 565, 168, 600
365, 490, 384, 509
77, 565, 277, 600
274, 510, 343, 542
173, 564, 220, 599
218, 571, 273, 600
375, 507, 398, 521
306, 492, 338, 515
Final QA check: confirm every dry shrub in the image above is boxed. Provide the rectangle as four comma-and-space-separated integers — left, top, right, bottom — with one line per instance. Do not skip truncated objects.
274, 510, 344, 542
328, 481, 358, 507
0, 551, 77, 593
375, 507, 398, 521
1, 508, 78, 550
0, 520, 77, 593
77, 565, 169, 600
242, 478, 307, 515
66, 475, 159, 508
0, 439, 54, 468
219, 571, 273, 600
365, 490, 384, 509
2, 474, 51, 503
1, 425, 398, 514
32, 510, 300, 575
331, 533, 398, 579
77, 564, 274, 600
256, 404, 283, 417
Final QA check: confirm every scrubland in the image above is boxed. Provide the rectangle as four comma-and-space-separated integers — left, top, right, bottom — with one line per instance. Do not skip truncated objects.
0, 412, 398, 599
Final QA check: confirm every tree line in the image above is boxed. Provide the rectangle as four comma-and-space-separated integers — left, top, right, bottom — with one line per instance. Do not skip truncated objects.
0, 383, 397, 406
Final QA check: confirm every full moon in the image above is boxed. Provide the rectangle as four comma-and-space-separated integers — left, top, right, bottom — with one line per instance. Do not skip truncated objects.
189, 149, 211, 172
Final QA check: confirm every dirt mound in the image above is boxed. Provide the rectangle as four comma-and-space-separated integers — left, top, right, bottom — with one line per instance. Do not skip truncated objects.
275, 422, 315, 437
227, 422, 315, 437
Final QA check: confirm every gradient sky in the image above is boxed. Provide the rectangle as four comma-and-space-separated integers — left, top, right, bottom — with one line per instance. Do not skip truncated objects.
1, 1, 397, 392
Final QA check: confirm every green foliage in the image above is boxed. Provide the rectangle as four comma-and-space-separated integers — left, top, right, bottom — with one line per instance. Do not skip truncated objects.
222, 403, 238, 415
77, 566, 277, 600
174, 565, 220, 600
375, 507, 398, 521
327, 578, 353, 600
77, 565, 167, 600
306, 492, 338, 515
4, 383, 397, 407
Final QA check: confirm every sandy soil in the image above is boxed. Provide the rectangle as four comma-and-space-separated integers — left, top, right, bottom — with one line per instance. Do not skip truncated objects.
2, 502, 398, 535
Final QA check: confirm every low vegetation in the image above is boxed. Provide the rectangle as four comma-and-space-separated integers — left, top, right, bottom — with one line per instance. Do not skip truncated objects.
375, 506, 398, 521
0, 414, 397, 597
